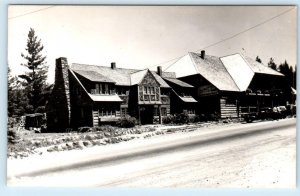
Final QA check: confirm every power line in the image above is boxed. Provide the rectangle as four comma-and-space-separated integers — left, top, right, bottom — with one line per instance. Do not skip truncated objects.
147, 54, 187, 69
8, 6, 56, 20
148, 7, 296, 71
197, 7, 296, 52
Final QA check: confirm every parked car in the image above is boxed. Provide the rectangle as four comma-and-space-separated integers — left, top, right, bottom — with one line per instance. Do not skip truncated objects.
242, 106, 285, 123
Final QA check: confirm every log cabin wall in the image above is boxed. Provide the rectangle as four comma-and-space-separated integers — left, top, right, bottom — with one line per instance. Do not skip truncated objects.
92, 102, 121, 126
219, 96, 240, 118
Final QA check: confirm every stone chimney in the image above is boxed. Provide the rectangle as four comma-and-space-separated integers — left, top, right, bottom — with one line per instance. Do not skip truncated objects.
47, 57, 71, 131
111, 62, 116, 69
201, 50, 205, 59
157, 66, 162, 76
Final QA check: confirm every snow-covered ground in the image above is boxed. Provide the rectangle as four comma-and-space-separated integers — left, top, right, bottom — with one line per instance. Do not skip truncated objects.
7, 118, 296, 188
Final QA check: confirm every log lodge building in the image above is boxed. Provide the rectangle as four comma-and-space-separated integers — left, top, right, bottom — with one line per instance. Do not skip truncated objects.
46, 51, 289, 131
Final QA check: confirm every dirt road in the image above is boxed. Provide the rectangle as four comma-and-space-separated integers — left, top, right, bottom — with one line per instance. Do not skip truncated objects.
7, 118, 296, 188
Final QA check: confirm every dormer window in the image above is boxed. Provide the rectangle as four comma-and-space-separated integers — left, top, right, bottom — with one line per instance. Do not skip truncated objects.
105, 84, 109, 94
92, 83, 114, 95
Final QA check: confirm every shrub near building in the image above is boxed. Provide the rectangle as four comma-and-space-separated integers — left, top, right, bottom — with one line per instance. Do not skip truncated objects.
116, 115, 137, 128
162, 112, 203, 124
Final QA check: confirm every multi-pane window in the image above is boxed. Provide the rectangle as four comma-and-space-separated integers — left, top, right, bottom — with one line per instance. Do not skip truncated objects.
117, 88, 127, 95
99, 107, 116, 117
183, 109, 195, 114
151, 87, 154, 94
121, 108, 128, 117
104, 84, 108, 94
93, 83, 116, 95
161, 107, 167, 116
153, 108, 158, 116
95, 84, 99, 94
153, 107, 167, 116
140, 85, 160, 101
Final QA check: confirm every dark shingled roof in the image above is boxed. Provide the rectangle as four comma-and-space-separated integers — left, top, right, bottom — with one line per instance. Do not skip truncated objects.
151, 71, 171, 88
72, 63, 135, 86
189, 52, 240, 92
73, 70, 115, 83
163, 77, 194, 88
161, 72, 176, 78
244, 56, 284, 76
71, 63, 172, 87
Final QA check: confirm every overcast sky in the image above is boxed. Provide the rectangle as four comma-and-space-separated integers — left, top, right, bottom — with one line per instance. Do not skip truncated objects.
8, 5, 297, 84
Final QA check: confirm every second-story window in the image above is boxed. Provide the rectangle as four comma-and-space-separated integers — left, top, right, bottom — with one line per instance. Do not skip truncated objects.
104, 84, 108, 94
95, 84, 100, 94
151, 87, 155, 94
94, 83, 113, 94
140, 85, 160, 101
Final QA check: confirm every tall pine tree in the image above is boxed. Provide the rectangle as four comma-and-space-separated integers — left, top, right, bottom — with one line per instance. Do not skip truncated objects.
8, 67, 28, 117
268, 58, 277, 70
19, 28, 48, 113
255, 56, 262, 63
278, 60, 295, 88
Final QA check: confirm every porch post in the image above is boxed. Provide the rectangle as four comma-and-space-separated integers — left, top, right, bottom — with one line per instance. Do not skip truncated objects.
236, 99, 239, 118
138, 105, 141, 125
158, 105, 162, 124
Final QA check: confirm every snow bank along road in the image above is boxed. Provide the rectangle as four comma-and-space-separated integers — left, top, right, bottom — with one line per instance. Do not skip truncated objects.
7, 118, 296, 188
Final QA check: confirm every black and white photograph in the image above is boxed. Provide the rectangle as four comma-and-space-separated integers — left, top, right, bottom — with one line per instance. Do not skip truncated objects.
7, 5, 296, 188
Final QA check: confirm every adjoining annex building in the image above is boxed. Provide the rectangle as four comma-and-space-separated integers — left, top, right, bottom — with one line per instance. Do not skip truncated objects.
46, 51, 290, 131
165, 51, 289, 118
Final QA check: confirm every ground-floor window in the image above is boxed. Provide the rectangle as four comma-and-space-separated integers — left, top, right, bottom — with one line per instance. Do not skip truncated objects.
154, 107, 168, 116
121, 108, 128, 117
153, 107, 168, 116
183, 109, 195, 114
154, 107, 159, 116
161, 107, 167, 116
98, 107, 116, 117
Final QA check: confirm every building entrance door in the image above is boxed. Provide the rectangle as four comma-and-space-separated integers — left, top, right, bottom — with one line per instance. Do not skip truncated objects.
140, 106, 154, 124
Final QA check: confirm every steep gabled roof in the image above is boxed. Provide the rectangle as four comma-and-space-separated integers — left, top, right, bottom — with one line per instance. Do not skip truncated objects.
69, 69, 123, 102
165, 52, 240, 91
243, 56, 284, 76
130, 69, 148, 85
151, 72, 171, 88
163, 77, 194, 88
71, 63, 171, 87
72, 63, 136, 86
161, 72, 176, 78
220, 54, 255, 91
73, 70, 115, 83
165, 52, 284, 92
189, 52, 240, 91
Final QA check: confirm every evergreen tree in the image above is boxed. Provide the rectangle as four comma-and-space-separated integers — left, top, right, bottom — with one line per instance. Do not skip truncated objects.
8, 67, 28, 117
255, 56, 262, 63
268, 58, 277, 70
18, 28, 48, 113
278, 60, 295, 88
293, 66, 296, 88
